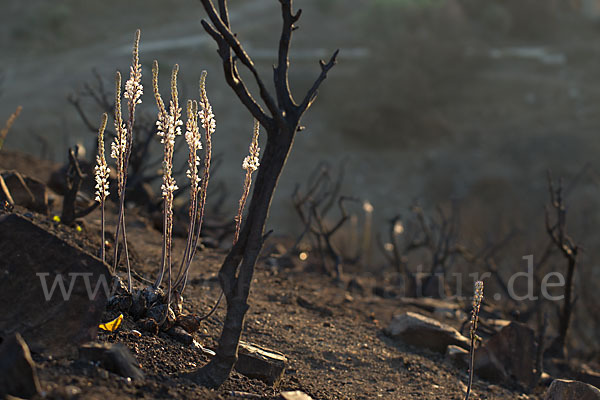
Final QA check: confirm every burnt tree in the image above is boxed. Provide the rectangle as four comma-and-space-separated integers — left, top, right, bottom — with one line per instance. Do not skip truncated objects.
545, 172, 579, 358
188, 0, 338, 387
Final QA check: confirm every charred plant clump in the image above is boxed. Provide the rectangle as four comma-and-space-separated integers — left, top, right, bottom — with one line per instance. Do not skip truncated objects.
99, 30, 226, 344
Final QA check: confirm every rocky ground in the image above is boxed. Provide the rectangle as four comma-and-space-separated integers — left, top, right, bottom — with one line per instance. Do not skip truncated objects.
1, 150, 600, 400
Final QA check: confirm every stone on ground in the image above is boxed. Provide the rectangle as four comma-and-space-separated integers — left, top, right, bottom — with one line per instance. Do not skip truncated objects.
474, 321, 536, 389
166, 326, 193, 345
544, 379, 600, 400
385, 311, 470, 353
445, 344, 469, 367
578, 366, 600, 390
399, 297, 465, 319
79, 342, 144, 381
0, 333, 41, 399
280, 390, 314, 400
0, 171, 48, 214
235, 341, 287, 387
0, 214, 110, 356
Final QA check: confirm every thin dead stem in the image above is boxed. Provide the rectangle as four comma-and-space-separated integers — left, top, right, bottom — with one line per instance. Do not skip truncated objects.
0, 105, 22, 151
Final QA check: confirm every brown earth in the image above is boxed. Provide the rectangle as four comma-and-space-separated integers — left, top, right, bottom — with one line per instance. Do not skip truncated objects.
0, 150, 549, 400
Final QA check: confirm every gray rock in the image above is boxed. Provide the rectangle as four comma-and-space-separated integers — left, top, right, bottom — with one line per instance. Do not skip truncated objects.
1, 171, 34, 207
22, 176, 49, 215
235, 341, 287, 387
229, 391, 262, 398
577, 366, 600, 390
544, 379, 600, 400
485, 318, 512, 331
445, 344, 469, 367
0, 333, 41, 399
280, 391, 314, 400
166, 326, 193, 345
474, 321, 536, 389
385, 311, 470, 353
399, 297, 465, 319
0, 214, 110, 357
0, 171, 48, 214
79, 342, 144, 381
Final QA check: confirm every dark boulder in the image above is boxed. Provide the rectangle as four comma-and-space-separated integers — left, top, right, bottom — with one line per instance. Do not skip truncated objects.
0, 214, 110, 356
0, 333, 41, 399
79, 342, 144, 381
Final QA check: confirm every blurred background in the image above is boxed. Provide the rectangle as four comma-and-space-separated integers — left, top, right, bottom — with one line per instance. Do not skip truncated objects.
2, 0, 600, 356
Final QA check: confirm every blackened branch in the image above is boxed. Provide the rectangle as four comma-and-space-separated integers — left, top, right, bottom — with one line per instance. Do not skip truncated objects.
62, 147, 98, 225
200, 20, 271, 128
298, 49, 339, 114
544, 171, 579, 357
274, 0, 302, 110
200, 0, 280, 120
217, 0, 230, 27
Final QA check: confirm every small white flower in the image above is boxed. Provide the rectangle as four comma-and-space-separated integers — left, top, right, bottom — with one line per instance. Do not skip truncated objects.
110, 141, 120, 160
242, 155, 260, 172
199, 107, 216, 135
469, 280, 484, 335
124, 62, 143, 105
94, 123, 110, 202
473, 280, 484, 310
242, 121, 261, 172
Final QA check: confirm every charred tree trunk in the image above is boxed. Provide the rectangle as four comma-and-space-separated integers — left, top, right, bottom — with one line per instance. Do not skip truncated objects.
188, 0, 337, 387
554, 255, 576, 356
190, 126, 294, 385
61, 147, 98, 225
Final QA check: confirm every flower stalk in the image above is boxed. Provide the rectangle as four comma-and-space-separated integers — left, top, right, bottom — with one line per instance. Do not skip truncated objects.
110, 29, 142, 292
234, 119, 261, 245
465, 280, 484, 400
94, 113, 110, 263
173, 71, 215, 294
172, 100, 201, 290
152, 61, 183, 317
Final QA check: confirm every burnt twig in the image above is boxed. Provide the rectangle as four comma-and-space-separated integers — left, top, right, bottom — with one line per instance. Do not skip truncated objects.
545, 171, 580, 357
61, 147, 98, 225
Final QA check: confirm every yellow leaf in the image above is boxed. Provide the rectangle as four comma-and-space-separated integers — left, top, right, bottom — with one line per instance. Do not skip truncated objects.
99, 313, 123, 332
